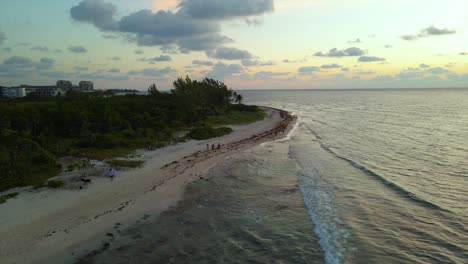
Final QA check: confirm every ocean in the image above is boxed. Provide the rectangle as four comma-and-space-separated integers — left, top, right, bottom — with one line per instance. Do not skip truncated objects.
79, 89, 468, 264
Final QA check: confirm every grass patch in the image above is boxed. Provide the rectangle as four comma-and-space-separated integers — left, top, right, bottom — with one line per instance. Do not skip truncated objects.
0, 192, 18, 204
47, 180, 64, 188
203, 109, 266, 126
107, 159, 144, 168
187, 126, 233, 140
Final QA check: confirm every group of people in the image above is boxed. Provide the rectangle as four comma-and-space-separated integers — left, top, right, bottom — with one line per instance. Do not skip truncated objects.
206, 143, 222, 151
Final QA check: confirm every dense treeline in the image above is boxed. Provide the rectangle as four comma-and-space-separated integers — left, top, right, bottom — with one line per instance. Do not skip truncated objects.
0, 77, 260, 191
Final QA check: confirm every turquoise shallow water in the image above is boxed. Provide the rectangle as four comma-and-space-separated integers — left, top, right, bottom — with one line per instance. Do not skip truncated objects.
78, 89, 467, 264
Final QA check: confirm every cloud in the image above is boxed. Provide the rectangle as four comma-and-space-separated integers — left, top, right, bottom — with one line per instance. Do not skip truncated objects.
245, 18, 264, 26
460, 52, 468, 56
315, 47, 366, 57
321, 64, 342, 69
253, 71, 289, 79
347, 38, 362, 44
108, 68, 120, 73
384, 44, 393, 48
102, 34, 118, 39
427, 67, 450, 74
109, 56, 121, 61
30, 46, 49, 52
128, 67, 177, 77
3, 56, 35, 68
68, 45, 88, 53
341, 67, 350, 72
77, 72, 129, 81
70, 0, 259, 52
358, 56, 386, 62
149, 55, 172, 62
402, 25, 456, 41
75, 66, 89, 71
355, 70, 376, 75
419, 63, 430, 68
36, 58, 55, 70
70, 0, 118, 30
241, 59, 275, 67
3, 47, 12, 52
207, 46, 253, 60
206, 62, 244, 80
2, 56, 54, 71
135, 49, 144, 54
282, 59, 296, 63
298, 66, 320, 75
0, 31, 7, 45
178, 0, 274, 20
193, 60, 214, 66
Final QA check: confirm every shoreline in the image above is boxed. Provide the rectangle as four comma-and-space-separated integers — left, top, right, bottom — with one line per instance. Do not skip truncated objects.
0, 107, 296, 264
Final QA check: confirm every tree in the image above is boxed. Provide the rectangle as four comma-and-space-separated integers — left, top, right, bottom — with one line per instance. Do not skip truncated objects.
148, 84, 160, 96
235, 94, 243, 104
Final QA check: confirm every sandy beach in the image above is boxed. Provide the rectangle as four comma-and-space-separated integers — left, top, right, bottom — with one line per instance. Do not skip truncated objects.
0, 107, 295, 264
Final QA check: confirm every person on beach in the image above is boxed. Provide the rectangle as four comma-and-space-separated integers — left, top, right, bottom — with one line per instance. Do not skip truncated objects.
217, 143, 221, 150
211, 144, 215, 150
206, 144, 209, 151
105, 168, 118, 181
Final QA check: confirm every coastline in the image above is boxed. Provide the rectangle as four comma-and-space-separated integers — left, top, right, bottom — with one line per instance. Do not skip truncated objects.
0, 107, 296, 264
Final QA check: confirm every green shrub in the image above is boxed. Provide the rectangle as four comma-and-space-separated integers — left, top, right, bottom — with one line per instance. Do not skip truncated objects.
187, 126, 233, 140
47, 180, 64, 188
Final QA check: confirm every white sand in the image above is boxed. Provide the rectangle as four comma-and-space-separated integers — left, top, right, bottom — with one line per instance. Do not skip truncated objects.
0, 108, 294, 264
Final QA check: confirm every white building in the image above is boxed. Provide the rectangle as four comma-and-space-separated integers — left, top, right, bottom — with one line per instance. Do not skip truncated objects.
0, 87, 27, 98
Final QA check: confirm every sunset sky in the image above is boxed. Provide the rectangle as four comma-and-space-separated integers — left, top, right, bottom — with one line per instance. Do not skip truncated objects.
0, 0, 467, 90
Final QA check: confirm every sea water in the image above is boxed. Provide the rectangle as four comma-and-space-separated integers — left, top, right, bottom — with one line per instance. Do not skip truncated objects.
78, 89, 467, 264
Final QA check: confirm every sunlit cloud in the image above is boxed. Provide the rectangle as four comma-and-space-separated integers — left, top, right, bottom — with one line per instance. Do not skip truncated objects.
152, 0, 181, 11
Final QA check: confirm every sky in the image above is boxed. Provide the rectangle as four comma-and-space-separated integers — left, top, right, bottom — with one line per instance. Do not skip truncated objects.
0, 0, 467, 90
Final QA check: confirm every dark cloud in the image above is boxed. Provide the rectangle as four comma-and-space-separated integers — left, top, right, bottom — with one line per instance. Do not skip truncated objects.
207, 46, 252, 60
178, 0, 274, 20
68, 45, 88, 53
36, 58, 55, 70
0, 30, 6, 45
321, 64, 342, 69
347, 38, 362, 44
341, 67, 350, 72
134, 49, 144, 54
206, 62, 244, 80
144, 55, 172, 62
108, 68, 120, 73
384, 44, 393, 48
30, 46, 49, 52
15, 43, 29, 47
70, 0, 254, 52
128, 67, 177, 77
4, 56, 35, 68
241, 59, 275, 67
358, 56, 386, 62
298, 66, 320, 75
70, 0, 118, 30
419, 63, 430, 68
193, 60, 214, 66
402, 25, 456, 41
109, 56, 121, 61
245, 18, 264, 26
427, 67, 450, 74
315, 47, 366, 57
282, 59, 297, 63
460, 52, 468, 56
3, 47, 12, 52
54, 49, 63, 53
2, 56, 54, 71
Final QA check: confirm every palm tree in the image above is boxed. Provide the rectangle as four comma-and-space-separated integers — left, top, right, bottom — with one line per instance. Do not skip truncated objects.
235, 94, 243, 104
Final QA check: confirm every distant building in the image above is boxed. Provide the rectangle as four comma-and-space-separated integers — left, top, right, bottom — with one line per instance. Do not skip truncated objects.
20, 85, 64, 97
1, 86, 27, 98
56, 80, 72, 91
79, 81, 94, 92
